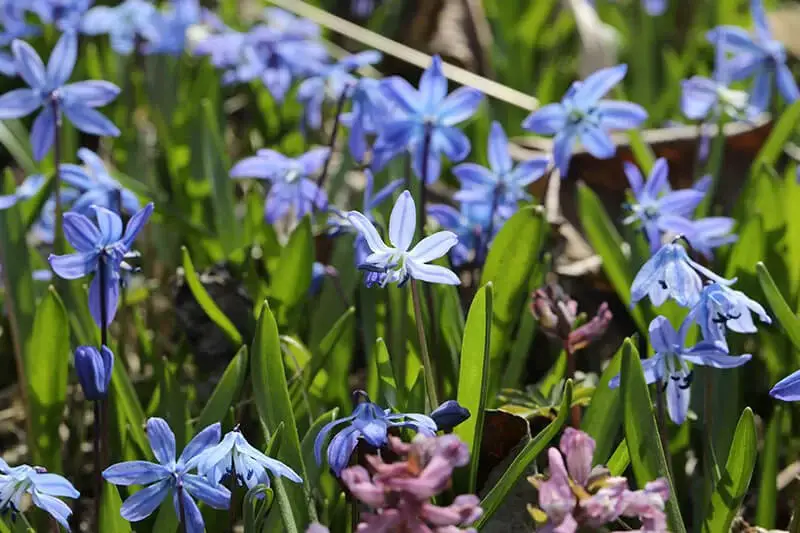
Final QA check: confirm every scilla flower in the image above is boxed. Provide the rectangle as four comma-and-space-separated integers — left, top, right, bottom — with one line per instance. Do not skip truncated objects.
0, 173, 45, 210
347, 190, 460, 286
74, 345, 114, 400
0, 460, 79, 530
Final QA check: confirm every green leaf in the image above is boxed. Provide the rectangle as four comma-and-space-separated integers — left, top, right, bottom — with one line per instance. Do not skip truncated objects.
581, 338, 626, 464
627, 128, 657, 172
607, 440, 631, 476
99, 484, 132, 533
621, 340, 686, 533
375, 338, 399, 407
578, 183, 647, 332
196, 346, 248, 431
702, 408, 757, 533
755, 100, 800, 168
755, 405, 783, 528
454, 283, 493, 494
181, 246, 243, 346
251, 300, 312, 527
0, 119, 37, 175
243, 484, 274, 533
300, 408, 337, 489
475, 380, 572, 528
757, 262, 800, 354
271, 216, 313, 314
26, 287, 69, 471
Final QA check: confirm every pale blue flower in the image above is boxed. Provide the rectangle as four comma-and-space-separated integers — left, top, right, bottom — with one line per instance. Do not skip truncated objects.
60, 148, 140, 216
657, 215, 738, 260
341, 77, 391, 163
141, 0, 200, 55
687, 282, 771, 346
771, 369, 800, 402
29, 0, 92, 31
0, 173, 45, 210
427, 202, 497, 267
80, 0, 157, 54
0, 460, 79, 530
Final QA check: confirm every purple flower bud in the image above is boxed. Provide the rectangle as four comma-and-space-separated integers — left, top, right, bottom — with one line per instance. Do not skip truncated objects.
567, 302, 612, 353
430, 400, 471, 431
538, 448, 577, 524
560, 428, 596, 487
74, 345, 114, 400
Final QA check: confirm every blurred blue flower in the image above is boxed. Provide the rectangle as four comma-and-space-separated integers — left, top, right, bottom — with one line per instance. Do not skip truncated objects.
80, 0, 157, 55
48, 203, 154, 327
313, 391, 437, 476
453, 121, 549, 217
60, 148, 140, 216
352, 0, 381, 17
658, 216, 738, 260
230, 148, 329, 224
642, 0, 667, 15
341, 78, 391, 163
29, 0, 91, 31
329, 168, 401, 236
195, 428, 302, 489
29, 188, 80, 245
522, 64, 647, 176
610, 316, 751, 424
430, 400, 470, 431
427, 202, 496, 267
770, 369, 800, 402
347, 190, 460, 286
0, 461, 78, 529
141, 0, 199, 55
622, 158, 707, 253
297, 50, 381, 130
630, 240, 733, 308
74, 345, 114, 400
0, 173, 45, 210
707, 0, 799, 111
687, 282, 770, 347
103, 419, 229, 532
0, 3, 39, 75
0, 33, 120, 160
373, 55, 484, 183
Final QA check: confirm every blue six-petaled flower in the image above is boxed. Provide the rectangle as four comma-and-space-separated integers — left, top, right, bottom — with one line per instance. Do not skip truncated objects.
80, 0, 158, 55
60, 147, 141, 216
687, 282, 771, 348
0, 460, 79, 530
0, 173, 45, 210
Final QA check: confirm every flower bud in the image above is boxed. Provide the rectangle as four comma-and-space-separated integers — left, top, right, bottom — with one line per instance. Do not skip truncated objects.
567, 302, 613, 353
74, 346, 114, 400
559, 428, 596, 486
430, 400, 470, 431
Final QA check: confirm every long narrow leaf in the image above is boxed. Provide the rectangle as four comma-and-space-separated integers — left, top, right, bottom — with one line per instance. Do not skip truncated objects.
757, 262, 800, 354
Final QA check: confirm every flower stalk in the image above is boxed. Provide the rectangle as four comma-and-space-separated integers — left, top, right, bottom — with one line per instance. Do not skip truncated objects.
410, 278, 439, 409
51, 99, 64, 253
314, 85, 350, 212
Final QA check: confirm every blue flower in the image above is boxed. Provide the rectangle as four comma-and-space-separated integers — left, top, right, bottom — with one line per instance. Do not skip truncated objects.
0, 3, 39, 63
0, 460, 79, 530
0, 33, 120, 161
48, 203, 154, 327
430, 400, 470, 431
80, 0, 157, 55
341, 78, 391, 163
0, 173, 45, 210
230, 148, 328, 224
74, 345, 114, 401
630, 240, 733, 308
770, 369, 800, 402
347, 190, 460, 286
373, 55, 484, 183
313, 392, 437, 475
328, 169, 402, 241
622, 158, 707, 253
642, 0, 667, 15
29, 188, 81, 245
141, 0, 200, 55
453, 121, 549, 217
103, 419, 229, 532
195, 428, 302, 489
427, 202, 496, 267
60, 148, 140, 216
707, 0, 799, 111
687, 282, 771, 346
29, 0, 92, 31
522, 64, 647, 176
657, 216, 738, 260
297, 50, 382, 130
610, 316, 751, 424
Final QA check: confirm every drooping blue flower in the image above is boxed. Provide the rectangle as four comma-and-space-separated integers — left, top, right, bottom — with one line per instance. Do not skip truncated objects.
770, 369, 800, 402
430, 400, 470, 432
622, 158, 707, 253
80, 0, 157, 55
610, 316, 751, 424
0, 460, 79, 530
373, 55, 484, 183
195, 428, 302, 489
707, 0, 800, 111
29, 0, 92, 31
341, 77, 391, 163
313, 391, 437, 476
427, 202, 497, 267
230, 148, 329, 224
630, 240, 733, 308
103, 419, 229, 532
522, 64, 647, 176
48, 203, 154, 327
74, 345, 114, 401
60, 148, 140, 216
0, 173, 45, 210
347, 190, 460, 286
687, 282, 770, 346
657, 216, 738, 260
0, 33, 120, 161
141, 0, 200, 55
297, 50, 382, 130
453, 121, 549, 218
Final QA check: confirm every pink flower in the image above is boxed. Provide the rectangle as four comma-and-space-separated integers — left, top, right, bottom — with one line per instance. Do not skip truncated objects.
618, 479, 670, 532
560, 427, 595, 486
537, 448, 578, 529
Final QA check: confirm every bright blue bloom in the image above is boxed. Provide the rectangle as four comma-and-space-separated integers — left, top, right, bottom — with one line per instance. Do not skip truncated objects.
373, 55, 484, 183
430, 400, 470, 431
687, 282, 770, 346
230, 148, 329, 224
80, 0, 157, 55
103, 419, 229, 532
141, 0, 199, 55
0, 173, 45, 210
195, 428, 302, 489
60, 148, 140, 216
347, 190, 460, 286
313, 392, 437, 475
427, 202, 497, 267
74, 345, 113, 400
658, 216, 738, 260
707, 0, 800, 111
341, 77, 391, 163
29, 0, 92, 31
770, 369, 800, 402
0, 33, 120, 161
0, 460, 79, 530
297, 50, 382, 130
522, 64, 647, 176
48, 203, 154, 327
630, 240, 733, 308
622, 158, 707, 253
610, 316, 751, 424
453, 121, 549, 217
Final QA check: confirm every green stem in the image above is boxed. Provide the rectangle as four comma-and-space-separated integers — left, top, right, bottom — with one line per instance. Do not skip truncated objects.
410, 279, 439, 408
697, 116, 728, 218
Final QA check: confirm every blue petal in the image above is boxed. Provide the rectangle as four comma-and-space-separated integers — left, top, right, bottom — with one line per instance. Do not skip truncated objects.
682, 345, 751, 368
509, 158, 549, 187
31, 490, 73, 530
770, 369, 800, 402
121, 202, 154, 250
313, 415, 353, 465
62, 212, 101, 252
706, 26, 762, 57
643, 0, 666, 15
594, 100, 648, 130
0, 88, 42, 119
46, 32, 77, 89
438, 87, 483, 126
434, 126, 471, 162
146, 418, 177, 465
486, 121, 512, 174
59, 164, 95, 190
658, 190, 705, 218
297, 147, 330, 176
347, 211, 389, 254
230, 155, 274, 179
426, 204, 461, 229
11, 39, 46, 89
48, 251, 98, 280
183, 474, 230, 509
63, 104, 120, 137
624, 161, 645, 199
173, 485, 204, 533
120, 479, 171, 521
61, 80, 121, 107
642, 158, 670, 199
522, 103, 567, 134
179, 422, 222, 466
31, 474, 79, 498
388, 190, 415, 251
750, 69, 772, 112
380, 76, 418, 115
553, 128, 576, 176
776, 63, 799, 103
80, 6, 115, 33
408, 231, 458, 263
327, 425, 359, 476
648, 316, 678, 353
573, 64, 627, 110
750, 0, 773, 42
406, 260, 460, 285
666, 378, 690, 424
103, 461, 170, 486
579, 126, 615, 159
93, 206, 123, 244
89, 263, 120, 327
30, 106, 56, 161
453, 163, 495, 190
681, 77, 717, 120
366, 177, 403, 211
609, 355, 662, 389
